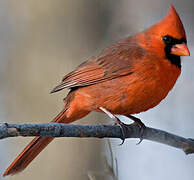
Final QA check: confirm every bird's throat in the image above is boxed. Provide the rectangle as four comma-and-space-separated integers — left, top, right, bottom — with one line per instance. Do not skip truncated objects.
165, 53, 181, 68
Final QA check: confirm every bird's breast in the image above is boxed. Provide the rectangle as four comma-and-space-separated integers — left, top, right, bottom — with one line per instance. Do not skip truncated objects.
118, 57, 181, 114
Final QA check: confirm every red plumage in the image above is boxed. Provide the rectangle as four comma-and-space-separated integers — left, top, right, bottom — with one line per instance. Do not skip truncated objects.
3, 5, 190, 176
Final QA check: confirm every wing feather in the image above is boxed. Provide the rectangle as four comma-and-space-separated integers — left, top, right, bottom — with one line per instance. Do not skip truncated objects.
51, 37, 145, 93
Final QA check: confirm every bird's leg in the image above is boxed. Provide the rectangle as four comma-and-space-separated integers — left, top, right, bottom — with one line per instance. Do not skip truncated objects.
99, 107, 128, 144
126, 114, 146, 144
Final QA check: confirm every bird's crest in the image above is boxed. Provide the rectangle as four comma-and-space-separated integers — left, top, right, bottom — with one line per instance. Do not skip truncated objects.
146, 5, 186, 40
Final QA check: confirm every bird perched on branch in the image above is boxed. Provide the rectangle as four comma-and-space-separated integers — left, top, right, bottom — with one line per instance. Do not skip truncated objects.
3, 5, 190, 176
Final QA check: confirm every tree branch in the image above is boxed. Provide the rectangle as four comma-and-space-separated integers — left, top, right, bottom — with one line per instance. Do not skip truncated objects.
0, 122, 194, 154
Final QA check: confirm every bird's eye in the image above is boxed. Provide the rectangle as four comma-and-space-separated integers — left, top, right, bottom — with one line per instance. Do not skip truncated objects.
163, 35, 172, 44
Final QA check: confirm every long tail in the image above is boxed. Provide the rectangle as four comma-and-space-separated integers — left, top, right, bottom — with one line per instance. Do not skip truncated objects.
3, 107, 86, 176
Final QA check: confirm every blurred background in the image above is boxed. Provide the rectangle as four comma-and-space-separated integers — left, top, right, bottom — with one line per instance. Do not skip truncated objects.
0, 0, 194, 180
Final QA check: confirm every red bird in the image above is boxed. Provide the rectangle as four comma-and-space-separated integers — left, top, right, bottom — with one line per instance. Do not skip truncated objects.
3, 5, 190, 176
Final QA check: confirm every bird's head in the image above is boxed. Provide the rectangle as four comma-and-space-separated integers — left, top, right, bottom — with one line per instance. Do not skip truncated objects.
136, 5, 190, 67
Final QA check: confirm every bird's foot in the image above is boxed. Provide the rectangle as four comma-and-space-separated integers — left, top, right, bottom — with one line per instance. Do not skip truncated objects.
127, 115, 146, 144
99, 107, 129, 144
113, 117, 129, 145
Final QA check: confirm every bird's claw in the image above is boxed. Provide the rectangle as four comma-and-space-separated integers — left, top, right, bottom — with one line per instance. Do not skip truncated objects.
127, 115, 146, 145
99, 107, 146, 145
133, 121, 146, 145
99, 107, 129, 145
116, 121, 129, 145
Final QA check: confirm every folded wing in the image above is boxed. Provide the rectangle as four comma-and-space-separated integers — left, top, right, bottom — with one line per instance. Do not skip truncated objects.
51, 38, 144, 93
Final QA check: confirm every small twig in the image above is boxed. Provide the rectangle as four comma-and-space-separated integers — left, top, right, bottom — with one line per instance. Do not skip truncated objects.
0, 123, 194, 154
106, 140, 118, 180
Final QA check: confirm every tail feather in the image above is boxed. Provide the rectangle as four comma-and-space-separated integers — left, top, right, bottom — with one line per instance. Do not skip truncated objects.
3, 137, 54, 176
3, 109, 71, 176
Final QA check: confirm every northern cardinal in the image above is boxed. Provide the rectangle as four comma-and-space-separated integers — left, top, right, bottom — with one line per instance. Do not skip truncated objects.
3, 5, 190, 176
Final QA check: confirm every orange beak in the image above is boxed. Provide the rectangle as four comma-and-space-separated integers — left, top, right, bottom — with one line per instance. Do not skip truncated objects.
171, 43, 190, 56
